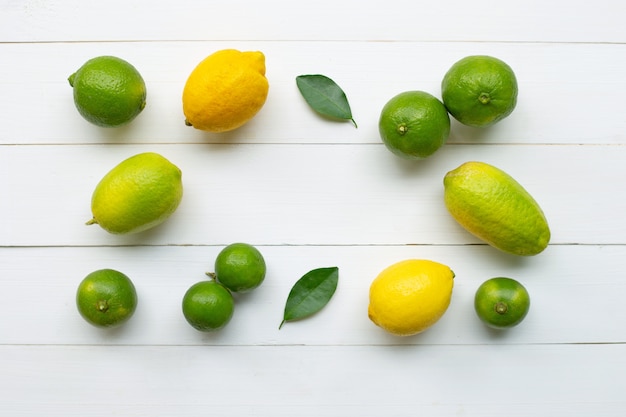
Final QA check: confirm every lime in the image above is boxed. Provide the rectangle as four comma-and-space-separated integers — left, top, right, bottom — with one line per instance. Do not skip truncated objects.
474, 277, 530, 329
212, 243, 266, 293
441, 55, 518, 127
76, 269, 138, 328
378, 91, 450, 159
87, 152, 183, 235
182, 279, 235, 332
443, 161, 550, 256
368, 259, 455, 336
68, 55, 147, 127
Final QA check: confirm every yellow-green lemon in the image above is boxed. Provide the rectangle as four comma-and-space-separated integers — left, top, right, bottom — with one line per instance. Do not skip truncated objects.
182, 49, 269, 132
443, 161, 550, 256
68, 56, 147, 128
441, 55, 518, 127
368, 259, 454, 336
87, 152, 183, 234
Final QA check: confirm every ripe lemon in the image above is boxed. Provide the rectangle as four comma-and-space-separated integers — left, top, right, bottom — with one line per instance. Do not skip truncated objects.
68, 56, 146, 127
368, 259, 454, 336
182, 279, 235, 332
182, 49, 269, 132
87, 152, 183, 235
441, 55, 518, 127
212, 243, 266, 293
378, 91, 450, 159
76, 269, 138, 328
443, 161, 550, 256
474, 277, 530, 329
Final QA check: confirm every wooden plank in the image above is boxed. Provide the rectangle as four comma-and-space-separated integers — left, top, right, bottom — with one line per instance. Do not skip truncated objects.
1, 143, 623, 246
1, 245, 624, 345
1, 0, 624, 43
1, 41, 625, 145
0, 344, 624, 416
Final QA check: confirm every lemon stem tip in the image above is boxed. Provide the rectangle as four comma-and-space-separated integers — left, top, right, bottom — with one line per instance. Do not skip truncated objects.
85, 218, 98, 226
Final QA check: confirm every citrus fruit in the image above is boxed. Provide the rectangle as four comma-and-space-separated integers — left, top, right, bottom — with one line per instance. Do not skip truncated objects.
441, 55, 518, 127
182, 49, 269, 132
76, 269, 138, 328
474, 277, 530, 329
87, 152, 183, 235
443, 161, 550, 256
212, 242, 266, 293
68, 56, 147, 127
378, 91, 450, 159
182, 279, 235, 332
368, 259, 455, 336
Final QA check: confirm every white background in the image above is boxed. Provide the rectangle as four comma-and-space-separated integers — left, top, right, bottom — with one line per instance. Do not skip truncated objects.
1, 1, 625, 415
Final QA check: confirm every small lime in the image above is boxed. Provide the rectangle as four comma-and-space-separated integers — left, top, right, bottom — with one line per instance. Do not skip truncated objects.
213, 243, 266, 293
76, 269, 138, 328
474, 277, 530, 329
441, 55, 518, 127
68, 55, 147, 127
182, 279, 235, 332
378, 91, 450, 159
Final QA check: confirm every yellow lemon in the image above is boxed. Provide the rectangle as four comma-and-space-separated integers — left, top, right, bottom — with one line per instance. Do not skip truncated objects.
443, 161, 550, 256
182, 49, 269, 132
368, 259, 454, 336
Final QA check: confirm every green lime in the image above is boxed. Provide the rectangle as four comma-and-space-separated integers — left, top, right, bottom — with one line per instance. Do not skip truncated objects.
378, 90, 450, 159
68, 56, 147, 127
76, 269, 138, 328
474, 277, 530, 329
87, 152, 183, 235
182, 279, 235, 332
441, 55, 518, 127
213, 243, 266, 293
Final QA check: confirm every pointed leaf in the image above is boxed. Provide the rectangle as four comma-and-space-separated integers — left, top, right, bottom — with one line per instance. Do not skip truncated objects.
279, 267, 339, 329
296, 75, 357, 127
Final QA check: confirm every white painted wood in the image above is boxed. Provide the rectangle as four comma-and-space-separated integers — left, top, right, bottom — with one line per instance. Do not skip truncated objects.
1, 344, 625, 416
1, 41, 625, 145
1, 0, 624, 43
1, 1, 625, 415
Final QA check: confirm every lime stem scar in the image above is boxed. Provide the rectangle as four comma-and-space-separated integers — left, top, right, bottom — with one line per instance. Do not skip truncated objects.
479, 92, 491, 104
396, 123, 408, 135
494, 302, 508, 315
96, 300, 109, 313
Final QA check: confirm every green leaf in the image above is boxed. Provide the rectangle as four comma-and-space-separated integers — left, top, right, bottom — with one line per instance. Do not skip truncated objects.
279, 267, 339, 329
296, 75, 357, 128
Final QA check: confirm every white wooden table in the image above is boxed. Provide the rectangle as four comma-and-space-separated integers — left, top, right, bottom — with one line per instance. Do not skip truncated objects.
1, 1, 625, 415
